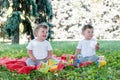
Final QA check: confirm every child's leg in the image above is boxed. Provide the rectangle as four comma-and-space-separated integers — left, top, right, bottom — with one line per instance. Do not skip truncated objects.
88, 55, 99, 62
26, 58, 37, 66
78, 56, 88, 62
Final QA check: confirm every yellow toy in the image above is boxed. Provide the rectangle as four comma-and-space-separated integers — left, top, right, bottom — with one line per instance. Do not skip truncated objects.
97, 56, 106, 68
97, 60, 106, 68
48, 59, 58, 66
48, 59, 59, 72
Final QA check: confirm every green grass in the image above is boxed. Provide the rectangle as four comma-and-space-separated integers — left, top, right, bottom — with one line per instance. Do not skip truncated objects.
0, 43, 27, 58
0, 41, 120, 80
0, 40, 120, 58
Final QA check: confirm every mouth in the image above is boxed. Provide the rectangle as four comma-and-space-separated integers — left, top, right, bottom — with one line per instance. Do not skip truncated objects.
43, 35, 46, 38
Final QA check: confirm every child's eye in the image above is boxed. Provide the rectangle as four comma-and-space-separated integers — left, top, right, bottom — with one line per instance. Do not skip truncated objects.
88, 31, 91, 33
42, 31, 44, 33
47, 32, 49, 35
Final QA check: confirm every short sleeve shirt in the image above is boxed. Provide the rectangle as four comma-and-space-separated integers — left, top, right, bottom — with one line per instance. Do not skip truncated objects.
77, 38, 97, 57
26, 39, 52, 59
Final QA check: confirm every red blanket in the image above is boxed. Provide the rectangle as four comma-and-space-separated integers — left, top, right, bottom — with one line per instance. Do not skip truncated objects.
0, 57, 37, 74
0, 55, 92, 74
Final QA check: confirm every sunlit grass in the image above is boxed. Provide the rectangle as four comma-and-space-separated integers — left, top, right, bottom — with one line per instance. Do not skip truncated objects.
0, 40, 120, 57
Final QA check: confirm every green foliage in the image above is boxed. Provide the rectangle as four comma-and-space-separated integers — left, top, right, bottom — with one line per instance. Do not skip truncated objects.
0, 0, 9, 17
12, 0, 38, 16
3, 0, 38, 40
47, 22, 54, 40
36, 0, 53, 20
22, 17, 34, 39
12, 0, 20, 11
3, 11, 21, 37
1, 0, 53, 43
31, 0, 38, 16
1, 0, 10, 9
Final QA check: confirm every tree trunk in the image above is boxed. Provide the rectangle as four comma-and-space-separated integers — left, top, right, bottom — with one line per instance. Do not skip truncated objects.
12, 27, 19, 44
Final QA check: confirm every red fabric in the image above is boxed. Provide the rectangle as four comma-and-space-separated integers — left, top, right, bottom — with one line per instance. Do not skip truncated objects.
80, 61, 92, 67
18, 66, 37, 74
5, 61, 26, 71
0, 57, 36, 74
0, 57, 12, 66
57, 62, 65, 70
0, 56, 92, 74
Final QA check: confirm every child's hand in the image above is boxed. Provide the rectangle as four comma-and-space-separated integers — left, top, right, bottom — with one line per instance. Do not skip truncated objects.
74, 54, 78, 59
96, 43, 99, 50
31, 56, 36, 62
75, 49, 81, 59
45, 56, 51, 60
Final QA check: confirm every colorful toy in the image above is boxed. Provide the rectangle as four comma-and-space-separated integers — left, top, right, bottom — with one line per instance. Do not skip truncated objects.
96, 56, 106, 68
73, 59, 80, 67
66, 55, 75, 66
49, 61, 65, 72
61, 54, 67, 61
39, 62, 50, 73
97, 60, 106, 68
38, 58, 66, 73
48, 54, 75, 72
49, 65, 58, 72
48, 59, 58, 66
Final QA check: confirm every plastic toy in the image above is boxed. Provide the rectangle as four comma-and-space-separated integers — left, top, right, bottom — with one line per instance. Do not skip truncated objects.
39, 58, 66, 73
73, 59, 80, 67
49, 65, 58, 72
39, 62, 50, 73
49, 61, 65, 72
66, 55, 75, 66
61, 54, 67, 61
96, 56, 106, 68
97, 60, 106, 68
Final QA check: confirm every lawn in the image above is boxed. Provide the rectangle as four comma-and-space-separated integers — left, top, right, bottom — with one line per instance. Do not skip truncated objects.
0, 41, 120, 80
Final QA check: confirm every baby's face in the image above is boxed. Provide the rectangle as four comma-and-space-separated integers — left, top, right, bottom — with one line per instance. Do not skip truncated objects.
82, 28, 93, 40
36, 27, 49, 41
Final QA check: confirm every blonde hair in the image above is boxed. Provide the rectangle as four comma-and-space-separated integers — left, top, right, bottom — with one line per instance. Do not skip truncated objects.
34, 22, 49, 37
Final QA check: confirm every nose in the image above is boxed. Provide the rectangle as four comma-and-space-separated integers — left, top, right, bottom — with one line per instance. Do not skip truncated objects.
90, 32, 93, 35
43, 33, 47, 37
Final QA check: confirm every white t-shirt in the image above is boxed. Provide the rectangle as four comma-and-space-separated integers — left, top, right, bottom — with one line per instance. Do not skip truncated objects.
26, 39, 52, 59
77, 38, 97, 57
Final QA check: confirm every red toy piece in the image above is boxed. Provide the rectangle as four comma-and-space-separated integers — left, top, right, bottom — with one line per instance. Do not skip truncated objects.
61, 54, 67, 61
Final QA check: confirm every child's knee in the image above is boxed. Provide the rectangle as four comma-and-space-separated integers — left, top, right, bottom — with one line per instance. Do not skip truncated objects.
26, 58, 36, 66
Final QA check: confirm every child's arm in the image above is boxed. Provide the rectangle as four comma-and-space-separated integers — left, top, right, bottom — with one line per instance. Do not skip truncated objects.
75, 49, 81, 59
27, 50, 36, 62
45, 50, 53, 60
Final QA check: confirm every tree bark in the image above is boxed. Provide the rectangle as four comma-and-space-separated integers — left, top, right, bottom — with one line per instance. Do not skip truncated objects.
12, 27, 19, 44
